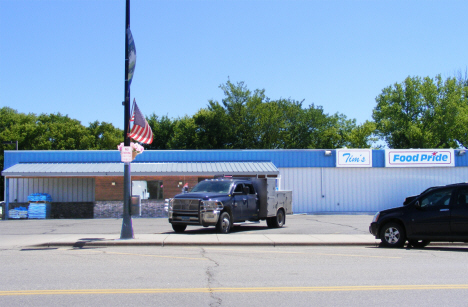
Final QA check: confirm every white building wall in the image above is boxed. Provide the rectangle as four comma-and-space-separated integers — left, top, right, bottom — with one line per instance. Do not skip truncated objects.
279, 167, 468, 213
8, 177, 95, 203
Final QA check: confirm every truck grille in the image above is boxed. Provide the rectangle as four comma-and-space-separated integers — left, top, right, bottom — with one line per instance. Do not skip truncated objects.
172, 198, 200, 223
173, 198, 200, 211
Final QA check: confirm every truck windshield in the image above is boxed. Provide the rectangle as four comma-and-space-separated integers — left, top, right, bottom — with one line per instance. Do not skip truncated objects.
191, 181, 233, 193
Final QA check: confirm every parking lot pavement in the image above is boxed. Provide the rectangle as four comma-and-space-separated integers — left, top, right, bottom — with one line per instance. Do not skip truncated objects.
0, 214, 374, 234
0, 214, 381, 248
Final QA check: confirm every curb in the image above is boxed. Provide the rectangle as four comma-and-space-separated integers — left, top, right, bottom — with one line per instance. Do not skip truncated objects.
35, 241, 382, 248
32, 240, 468, 249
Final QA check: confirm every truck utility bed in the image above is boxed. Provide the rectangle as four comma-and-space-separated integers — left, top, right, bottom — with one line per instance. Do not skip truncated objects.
251, 178, 292, 218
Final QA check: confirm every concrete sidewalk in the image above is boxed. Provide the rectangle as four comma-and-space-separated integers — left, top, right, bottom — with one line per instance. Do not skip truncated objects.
28, 233, 381, 248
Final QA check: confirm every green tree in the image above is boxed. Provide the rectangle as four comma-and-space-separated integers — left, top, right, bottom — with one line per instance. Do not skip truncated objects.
0, 108, 102, 200
0, 107, 37, 152
145, 114, 175, 150
192, 104, 230, 149
282, 102, 326, 149
168, 116, 198, 149
373, 75, 467, 148
31, 113, 94, 150
87, 121, 123, 149
346, 120, 379, 148
206, 80, 376, 150
0, 107, 37, 194
217, 80, 267, 149
373, 76, 426, 148
251, 100, 285, 149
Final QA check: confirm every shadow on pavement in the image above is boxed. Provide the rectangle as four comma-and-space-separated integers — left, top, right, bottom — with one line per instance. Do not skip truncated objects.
162, 224, 286, 235
20, 247, 59, 251
407, 246, 468, 252
369, 242, 468, 252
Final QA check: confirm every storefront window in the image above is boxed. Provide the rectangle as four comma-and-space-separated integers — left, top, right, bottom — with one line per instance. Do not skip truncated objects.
132, 180, 164, 200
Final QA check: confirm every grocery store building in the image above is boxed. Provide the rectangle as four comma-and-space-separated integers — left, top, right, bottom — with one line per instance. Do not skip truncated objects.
2, 149, 468, 218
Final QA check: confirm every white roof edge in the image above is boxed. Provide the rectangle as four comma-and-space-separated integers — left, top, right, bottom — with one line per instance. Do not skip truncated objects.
2, 162, 279, 177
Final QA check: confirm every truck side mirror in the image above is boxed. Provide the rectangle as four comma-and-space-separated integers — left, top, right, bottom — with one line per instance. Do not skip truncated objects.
414, 200, 421, 208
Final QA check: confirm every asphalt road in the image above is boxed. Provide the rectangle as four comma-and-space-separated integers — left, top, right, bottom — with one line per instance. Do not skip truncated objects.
0, 214, 374, 236
1, 244, 468, 306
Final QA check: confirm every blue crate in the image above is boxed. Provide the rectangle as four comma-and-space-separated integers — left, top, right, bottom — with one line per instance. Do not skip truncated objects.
27, 193, 52, 202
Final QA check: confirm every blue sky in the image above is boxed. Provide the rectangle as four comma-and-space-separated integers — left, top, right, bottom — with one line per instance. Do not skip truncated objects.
1, 0, 467, 130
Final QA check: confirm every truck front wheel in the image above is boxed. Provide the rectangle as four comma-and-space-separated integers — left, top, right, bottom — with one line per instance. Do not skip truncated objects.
216, 212, 232, 234
172, 224, 187, 233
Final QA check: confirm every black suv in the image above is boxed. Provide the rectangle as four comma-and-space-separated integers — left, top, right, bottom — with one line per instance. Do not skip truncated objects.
369, 183, 468, 248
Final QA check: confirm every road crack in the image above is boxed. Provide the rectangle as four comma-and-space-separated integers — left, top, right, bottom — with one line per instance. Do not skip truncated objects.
306, 217, 367, 234
200, 247, 222, 306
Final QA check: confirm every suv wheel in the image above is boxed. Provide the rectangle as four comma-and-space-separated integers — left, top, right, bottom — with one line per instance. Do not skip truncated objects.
380, 222, 406, 248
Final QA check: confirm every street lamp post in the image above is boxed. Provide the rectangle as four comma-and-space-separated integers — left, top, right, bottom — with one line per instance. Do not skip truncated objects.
120, 0, 134, 239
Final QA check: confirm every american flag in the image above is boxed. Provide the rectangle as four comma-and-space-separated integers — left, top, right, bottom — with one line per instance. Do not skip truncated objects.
128, 99, 153, 144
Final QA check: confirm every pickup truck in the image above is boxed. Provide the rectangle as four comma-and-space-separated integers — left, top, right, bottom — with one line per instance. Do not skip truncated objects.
168, 177, 292, 233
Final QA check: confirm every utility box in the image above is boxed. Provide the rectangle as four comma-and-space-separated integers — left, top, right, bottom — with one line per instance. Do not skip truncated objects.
131, 195, 141, 217
254, 178, 293, 218
274, 191, 293, 215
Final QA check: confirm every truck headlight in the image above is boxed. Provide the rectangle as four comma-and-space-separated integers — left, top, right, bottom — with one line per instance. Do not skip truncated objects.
168, 198, 174, 212
372, 212, 380, 223
201, 200, 223, 211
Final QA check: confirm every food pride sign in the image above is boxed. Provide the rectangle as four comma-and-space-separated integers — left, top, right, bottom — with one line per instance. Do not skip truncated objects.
385, 149, 454, 167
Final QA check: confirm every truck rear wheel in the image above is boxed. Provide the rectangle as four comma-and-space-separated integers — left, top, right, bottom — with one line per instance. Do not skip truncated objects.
216, 212, 232, 234
267, 209, 285, 228
273, 209, 285, 228
172, 224, 187, 233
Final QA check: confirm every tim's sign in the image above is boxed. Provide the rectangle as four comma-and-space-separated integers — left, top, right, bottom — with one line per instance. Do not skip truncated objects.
385, 149, 454, 167
336, 149, 372, 167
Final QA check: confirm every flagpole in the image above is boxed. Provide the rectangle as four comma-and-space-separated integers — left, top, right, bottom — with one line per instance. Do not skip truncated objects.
121, 0, 134, 239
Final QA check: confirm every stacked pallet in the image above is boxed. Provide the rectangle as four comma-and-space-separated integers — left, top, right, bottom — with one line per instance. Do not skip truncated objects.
9, 207, 28, 219
28, 203, 51, 219
27, 193, 52, 219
